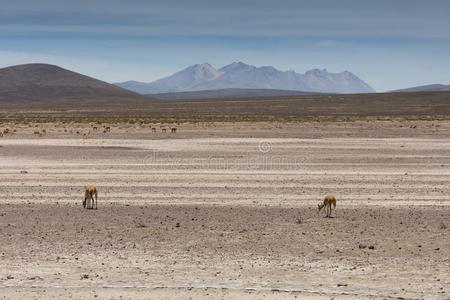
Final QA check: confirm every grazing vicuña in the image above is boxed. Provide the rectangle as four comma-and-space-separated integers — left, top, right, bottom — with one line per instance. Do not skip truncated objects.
318, 194, 336, 218
83, 185, 98, 209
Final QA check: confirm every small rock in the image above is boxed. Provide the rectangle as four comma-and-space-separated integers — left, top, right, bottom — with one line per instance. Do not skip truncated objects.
358, 244, 367, 249
80, 274, 89, 280
20, 170, 28, 174
175, 222, 180, 228
6, 275, 14, 280
337, 283, 348, 287
27, 276, 43, 281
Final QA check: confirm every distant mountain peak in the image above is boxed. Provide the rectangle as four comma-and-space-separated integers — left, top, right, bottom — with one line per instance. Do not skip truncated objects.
305, 68, 329, 75
219, 61, 254, 72
195, 62, 212, 66
192, 62, 215, 70
188, 63, 222, 78
116, 62, 375, 94
231, 61, 249, 67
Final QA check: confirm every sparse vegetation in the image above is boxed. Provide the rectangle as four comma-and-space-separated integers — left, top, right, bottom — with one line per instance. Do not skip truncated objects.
1, 91, 450, 125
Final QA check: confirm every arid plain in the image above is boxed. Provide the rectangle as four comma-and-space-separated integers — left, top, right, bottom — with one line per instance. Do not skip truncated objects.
0, 119, 450, 299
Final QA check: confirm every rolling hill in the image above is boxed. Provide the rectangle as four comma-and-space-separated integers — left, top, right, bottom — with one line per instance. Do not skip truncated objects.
391, 84, 450, 93
0, 63, 145, 104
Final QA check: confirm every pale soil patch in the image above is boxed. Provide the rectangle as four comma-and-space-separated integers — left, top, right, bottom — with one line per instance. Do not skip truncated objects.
0, 121, 449, 298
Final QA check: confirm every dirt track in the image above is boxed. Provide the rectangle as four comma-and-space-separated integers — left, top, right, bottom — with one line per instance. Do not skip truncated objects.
0, 121, 450, 299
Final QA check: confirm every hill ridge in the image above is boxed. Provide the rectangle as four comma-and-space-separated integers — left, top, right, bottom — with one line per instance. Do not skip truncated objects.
0, 63, 145, 104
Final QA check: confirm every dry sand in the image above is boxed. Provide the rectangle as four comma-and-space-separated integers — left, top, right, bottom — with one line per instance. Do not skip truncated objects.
0, 121, 449, 299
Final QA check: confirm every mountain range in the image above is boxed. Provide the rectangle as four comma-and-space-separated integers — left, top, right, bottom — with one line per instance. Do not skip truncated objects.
115, 62, 375, 94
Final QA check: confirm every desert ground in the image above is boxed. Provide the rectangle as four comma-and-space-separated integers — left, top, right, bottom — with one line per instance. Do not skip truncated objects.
0, 120, 450, 299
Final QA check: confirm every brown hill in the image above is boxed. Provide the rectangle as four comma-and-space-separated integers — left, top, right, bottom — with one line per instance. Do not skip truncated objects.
391, 84, 450, 93
0, 64, 146, 104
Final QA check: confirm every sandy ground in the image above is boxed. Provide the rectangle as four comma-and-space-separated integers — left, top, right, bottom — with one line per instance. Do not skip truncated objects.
2, 119, 450, 139
0, 121, 450, 299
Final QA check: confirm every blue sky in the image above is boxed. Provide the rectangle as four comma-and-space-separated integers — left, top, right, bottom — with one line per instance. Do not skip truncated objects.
1, 0, 449, 91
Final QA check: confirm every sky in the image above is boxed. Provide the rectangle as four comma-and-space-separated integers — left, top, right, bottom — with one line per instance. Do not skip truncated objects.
1, 0, 449, 92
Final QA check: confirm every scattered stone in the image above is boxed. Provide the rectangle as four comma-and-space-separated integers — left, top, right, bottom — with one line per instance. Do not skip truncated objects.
368, 245, 375, 250
337, 283, 348, 287
20, 170, 28, 174
80, 274, 89, 279
175, 222, 180, 228
359, 244, 367, 249
6, 275, 14, 280
135, 222, 147, 228
27, 276, 43, 281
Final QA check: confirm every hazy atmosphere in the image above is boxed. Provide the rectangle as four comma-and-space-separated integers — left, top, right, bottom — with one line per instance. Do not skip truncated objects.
1, 0, 450, 91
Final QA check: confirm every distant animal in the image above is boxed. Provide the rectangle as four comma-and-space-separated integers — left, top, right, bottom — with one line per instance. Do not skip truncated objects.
83, 185, 98, 209
151, 128, 156, 133
171, 128, 177, 133
162, 128, 167, 133
318, 194, 336, 218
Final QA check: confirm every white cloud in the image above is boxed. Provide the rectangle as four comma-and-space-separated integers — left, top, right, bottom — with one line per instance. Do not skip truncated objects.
1, 1, 450, 39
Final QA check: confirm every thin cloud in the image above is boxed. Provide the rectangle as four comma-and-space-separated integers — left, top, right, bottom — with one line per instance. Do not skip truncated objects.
1, 1, 449, 39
